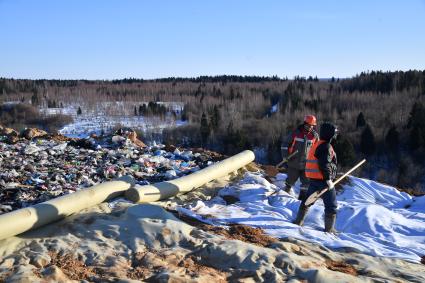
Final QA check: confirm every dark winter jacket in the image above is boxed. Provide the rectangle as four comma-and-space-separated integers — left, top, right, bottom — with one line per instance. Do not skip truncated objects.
281, 124, 319, 170
315, 123, 338, 180
314, 142, 338, 180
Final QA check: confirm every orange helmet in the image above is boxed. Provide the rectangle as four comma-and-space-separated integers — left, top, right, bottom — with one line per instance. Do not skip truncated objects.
304, 115, 317, 126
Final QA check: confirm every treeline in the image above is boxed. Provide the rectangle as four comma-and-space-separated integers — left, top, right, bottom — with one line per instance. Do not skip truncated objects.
0, 103, 72, 132
341, 70, 425, 93
0, 75, 286, 92
1, 70, 425, 192
135, 102, 168, 117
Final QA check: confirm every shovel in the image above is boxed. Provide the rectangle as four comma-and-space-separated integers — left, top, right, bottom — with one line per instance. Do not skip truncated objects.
304, 159, 366, 206
276, 150, 299, 168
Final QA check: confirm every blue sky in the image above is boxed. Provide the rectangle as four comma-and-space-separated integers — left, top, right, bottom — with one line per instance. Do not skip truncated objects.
0, 0, 424, 79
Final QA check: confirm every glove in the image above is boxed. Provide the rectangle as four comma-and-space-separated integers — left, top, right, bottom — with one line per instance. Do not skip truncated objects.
326, 180, 335, 190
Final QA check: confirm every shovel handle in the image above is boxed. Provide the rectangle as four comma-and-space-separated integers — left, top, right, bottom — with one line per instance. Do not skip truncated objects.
304, 159, 366, 206
276, 150, 299, 168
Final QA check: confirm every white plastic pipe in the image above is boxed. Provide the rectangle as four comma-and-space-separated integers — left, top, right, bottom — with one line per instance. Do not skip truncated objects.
0, 150, 255, 240
125, 150, 255, 203
0, 176, 134, 241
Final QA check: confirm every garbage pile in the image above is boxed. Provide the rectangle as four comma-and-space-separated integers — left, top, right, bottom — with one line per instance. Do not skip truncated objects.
0, 126, 222, 214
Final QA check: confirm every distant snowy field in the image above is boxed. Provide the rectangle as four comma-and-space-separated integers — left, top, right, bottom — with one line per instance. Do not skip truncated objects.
40, 102, 186, 139
178, 172, 425, 263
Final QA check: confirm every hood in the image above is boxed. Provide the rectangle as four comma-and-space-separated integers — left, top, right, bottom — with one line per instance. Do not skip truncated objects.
320, 122, 337, 141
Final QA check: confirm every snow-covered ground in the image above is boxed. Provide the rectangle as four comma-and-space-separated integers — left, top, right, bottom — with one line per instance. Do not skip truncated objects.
58, 115, 187, 139
40, 102, 186, 139
177, 172, 425, 263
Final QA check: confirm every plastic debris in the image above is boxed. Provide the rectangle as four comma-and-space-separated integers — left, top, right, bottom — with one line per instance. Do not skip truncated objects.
0, 126, 223, 214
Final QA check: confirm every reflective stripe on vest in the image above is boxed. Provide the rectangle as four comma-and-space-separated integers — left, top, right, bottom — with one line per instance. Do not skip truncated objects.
305, 140, 326, 180
288, 128, 318, 155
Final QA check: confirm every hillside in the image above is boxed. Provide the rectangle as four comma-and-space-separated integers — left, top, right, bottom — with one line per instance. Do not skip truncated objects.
0, 127, 424, 282
1, 70, 425, 192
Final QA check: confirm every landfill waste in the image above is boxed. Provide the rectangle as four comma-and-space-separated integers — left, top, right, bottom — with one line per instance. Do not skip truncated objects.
0, 126, 222, 214
114, 127, 146, 148
20, 128, 48, 140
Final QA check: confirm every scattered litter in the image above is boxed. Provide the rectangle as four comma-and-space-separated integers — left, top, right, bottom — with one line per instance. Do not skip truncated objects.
0, 127, 217, 214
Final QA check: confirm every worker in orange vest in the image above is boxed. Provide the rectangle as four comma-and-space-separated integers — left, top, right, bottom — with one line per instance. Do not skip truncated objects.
280, 115, 319, 200
293, 122, 338, 233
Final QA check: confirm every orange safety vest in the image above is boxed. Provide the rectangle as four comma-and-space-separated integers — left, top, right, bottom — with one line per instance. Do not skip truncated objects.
287, 128, 317, 155
305, 140, 334, 180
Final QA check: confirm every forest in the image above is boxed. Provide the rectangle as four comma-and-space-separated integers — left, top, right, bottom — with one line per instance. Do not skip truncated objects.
1, 70, 425, 193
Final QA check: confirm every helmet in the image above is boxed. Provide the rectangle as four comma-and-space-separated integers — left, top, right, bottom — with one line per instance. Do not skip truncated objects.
304, 115, 317, 126
320, 122, 338, 141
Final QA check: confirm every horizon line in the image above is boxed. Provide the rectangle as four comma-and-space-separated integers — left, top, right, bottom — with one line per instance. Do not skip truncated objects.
1, 69, 424, 82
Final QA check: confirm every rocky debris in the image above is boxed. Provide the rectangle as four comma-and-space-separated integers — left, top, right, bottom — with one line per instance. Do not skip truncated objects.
0, 126, 217, 214
0, 126, 19, 137
21, 128, 48, 139
50, 133, 73, 142
0, 126, 20, 143
191, 147, 225, 162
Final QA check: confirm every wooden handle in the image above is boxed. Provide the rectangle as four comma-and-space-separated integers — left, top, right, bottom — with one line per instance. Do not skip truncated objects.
276, 150, 299, 168
333, 159, 366, 186
304, 159, 366, 206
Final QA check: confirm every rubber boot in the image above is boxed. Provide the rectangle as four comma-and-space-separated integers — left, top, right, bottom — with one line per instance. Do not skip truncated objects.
293, 205, 309, 226
324, 213, 337, 234
298, 187, 308, 201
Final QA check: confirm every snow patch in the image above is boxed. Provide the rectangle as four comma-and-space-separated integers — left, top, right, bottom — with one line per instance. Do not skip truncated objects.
178, 172, 425, 263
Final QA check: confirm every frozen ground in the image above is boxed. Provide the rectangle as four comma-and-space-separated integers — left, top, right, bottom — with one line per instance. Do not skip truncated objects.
58, 115, 187, 139
177, 172, 425, 263
40, 102, 186, 139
